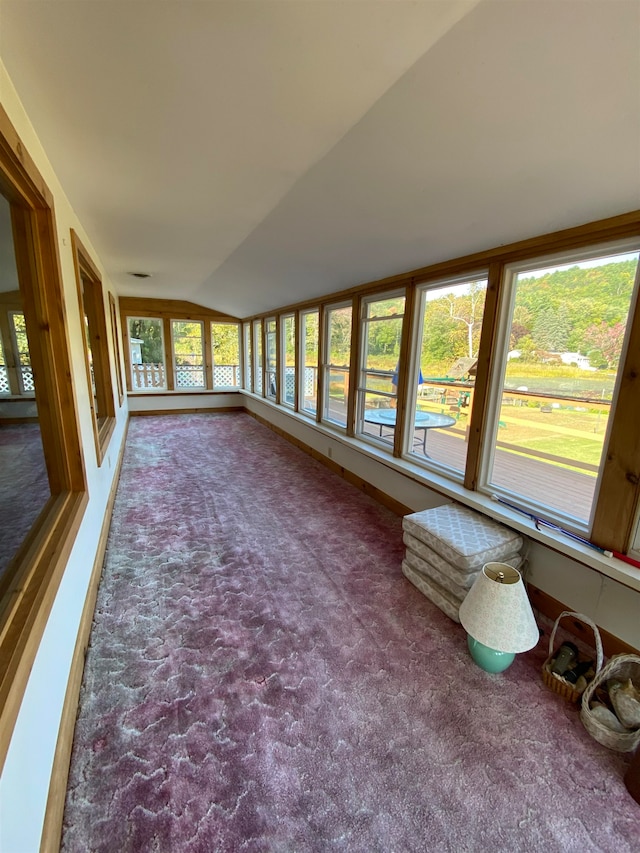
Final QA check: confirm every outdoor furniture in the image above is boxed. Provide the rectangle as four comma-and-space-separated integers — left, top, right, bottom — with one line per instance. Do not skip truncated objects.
364, 408, 456, 454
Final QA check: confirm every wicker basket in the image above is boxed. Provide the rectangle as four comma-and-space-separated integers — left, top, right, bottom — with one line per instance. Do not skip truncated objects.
542, 611, 603, 703
581, 653, 640, 752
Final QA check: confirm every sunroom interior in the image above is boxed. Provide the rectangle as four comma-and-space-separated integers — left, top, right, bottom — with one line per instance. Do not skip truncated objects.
0, 1, 639, 850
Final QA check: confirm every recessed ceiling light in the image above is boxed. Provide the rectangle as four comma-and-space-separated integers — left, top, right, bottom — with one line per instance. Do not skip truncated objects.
128, 272, 152, 279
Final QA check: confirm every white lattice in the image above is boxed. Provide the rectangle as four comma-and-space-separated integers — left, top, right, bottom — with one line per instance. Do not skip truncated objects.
176, 365, 205, 388
213, 364, 239, 387
0, 367, 9, 394
21, 366, 34, 392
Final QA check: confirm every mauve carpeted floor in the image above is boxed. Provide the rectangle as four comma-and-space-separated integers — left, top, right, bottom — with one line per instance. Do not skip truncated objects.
61, 413, 638, 853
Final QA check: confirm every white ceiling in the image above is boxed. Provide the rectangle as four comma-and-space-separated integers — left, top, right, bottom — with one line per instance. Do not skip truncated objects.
0, 0, 639, 318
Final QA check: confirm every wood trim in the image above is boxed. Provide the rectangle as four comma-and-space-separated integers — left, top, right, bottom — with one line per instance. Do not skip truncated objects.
346, 295, 360, 438
394, 283, 414, 458
316, 305, 325, 424
163, 317, 174, 391
108, 293, 125, 406
0, 108, 87, 775
464, 261, 504, 490
0, 493, 88, 771
204, 318, 214, 391
39, 420, 129, 853
590, 264, 640, 552
528, 584, 639, 657
118, 296, 240, 322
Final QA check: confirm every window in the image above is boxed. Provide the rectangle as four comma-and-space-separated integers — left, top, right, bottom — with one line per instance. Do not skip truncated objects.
0, 331, 7, 395
212, 322, 241, 389
253, 319, 263, 395
9, 312, 33, 394
357, 293, 405, 447
128, 317, 167, 391
322, 303, 352, 429
0, 105, 86, 768
482, 241, 640, 527
265, 317, 277, 399
71, 230, 116, 463
300, 309, 319, 416
172, 320, 205, 390
281, 313, 295, 408
243, 322, 253, 391
409, 275, 487, 472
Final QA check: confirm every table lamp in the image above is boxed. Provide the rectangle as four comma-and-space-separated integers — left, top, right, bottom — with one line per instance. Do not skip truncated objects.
458, 562, 539, 673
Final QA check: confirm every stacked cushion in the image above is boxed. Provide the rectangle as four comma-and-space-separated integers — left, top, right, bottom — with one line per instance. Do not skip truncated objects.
402, 503, 523, 622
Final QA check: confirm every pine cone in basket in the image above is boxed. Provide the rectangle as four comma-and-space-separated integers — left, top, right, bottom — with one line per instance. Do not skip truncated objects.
609, 679, 640, 729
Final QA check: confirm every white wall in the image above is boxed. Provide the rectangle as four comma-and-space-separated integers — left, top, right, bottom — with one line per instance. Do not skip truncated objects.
242, 394, 640, 651
0, 62, 129, 853
128, 391, 242, 414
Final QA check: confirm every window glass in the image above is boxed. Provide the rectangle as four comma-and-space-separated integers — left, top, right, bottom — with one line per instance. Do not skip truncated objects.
410, 276, 486, 472
265, 318, 277, 399
281, 313, 295, 407
212, 322, 240, 389
0, 330, 8, 395
300, 309, 318, 416
322, 304, 352, 428
243, 322, 252, 391
484, 244, 639, 525
172, 320, 205, 389
128, 317, 167, 391
253, 319, 263, 395
10, 312, 34, 394
357, 294, 405, 447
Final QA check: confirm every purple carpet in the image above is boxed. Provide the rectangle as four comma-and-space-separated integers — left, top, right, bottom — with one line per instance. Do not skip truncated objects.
62, 413, 637, 852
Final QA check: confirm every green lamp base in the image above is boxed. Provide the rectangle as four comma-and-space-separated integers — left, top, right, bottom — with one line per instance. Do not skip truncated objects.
467, 635, 516, 673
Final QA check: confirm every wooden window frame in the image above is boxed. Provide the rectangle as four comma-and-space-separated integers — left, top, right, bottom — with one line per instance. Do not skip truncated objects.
119, 297, 240, 394
279, 312, 297, 409
320, 300, 353, 431
0, 105, 87, 772
108, 293, 124, 406
171, 318, 206, 392
70, 229, 115, 464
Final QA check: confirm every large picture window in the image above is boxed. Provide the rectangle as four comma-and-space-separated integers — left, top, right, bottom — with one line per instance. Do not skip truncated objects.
172, 320, 205, 390
211, 322, 241, 390
300, 309, 318, 416
243, 322, 253, 392
409, 275, 486, 472
265, 317, 277, 399
253, 319, 263, 395
280, 313, 295, 408
357, 293, 405, 448
482, 241, 640, 526
322, 303, 352, 429
128, 317, 167, 391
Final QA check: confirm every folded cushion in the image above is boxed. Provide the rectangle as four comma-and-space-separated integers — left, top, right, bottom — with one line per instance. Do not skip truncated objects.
403, 532, 522, 584
402, 559, 461, 623
402, 503, 522, 570
404, 546, 470, 602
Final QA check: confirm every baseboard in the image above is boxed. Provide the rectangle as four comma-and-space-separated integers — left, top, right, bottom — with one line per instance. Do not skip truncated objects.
528, 584, 639, 657
39, 419, 130, 853
130, 405, 242, 417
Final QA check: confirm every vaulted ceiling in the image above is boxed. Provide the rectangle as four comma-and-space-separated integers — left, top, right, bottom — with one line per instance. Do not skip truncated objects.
1, 0, 638, 318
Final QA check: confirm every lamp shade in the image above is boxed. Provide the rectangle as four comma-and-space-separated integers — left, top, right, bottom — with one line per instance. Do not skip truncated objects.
458, 562, 539, 654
